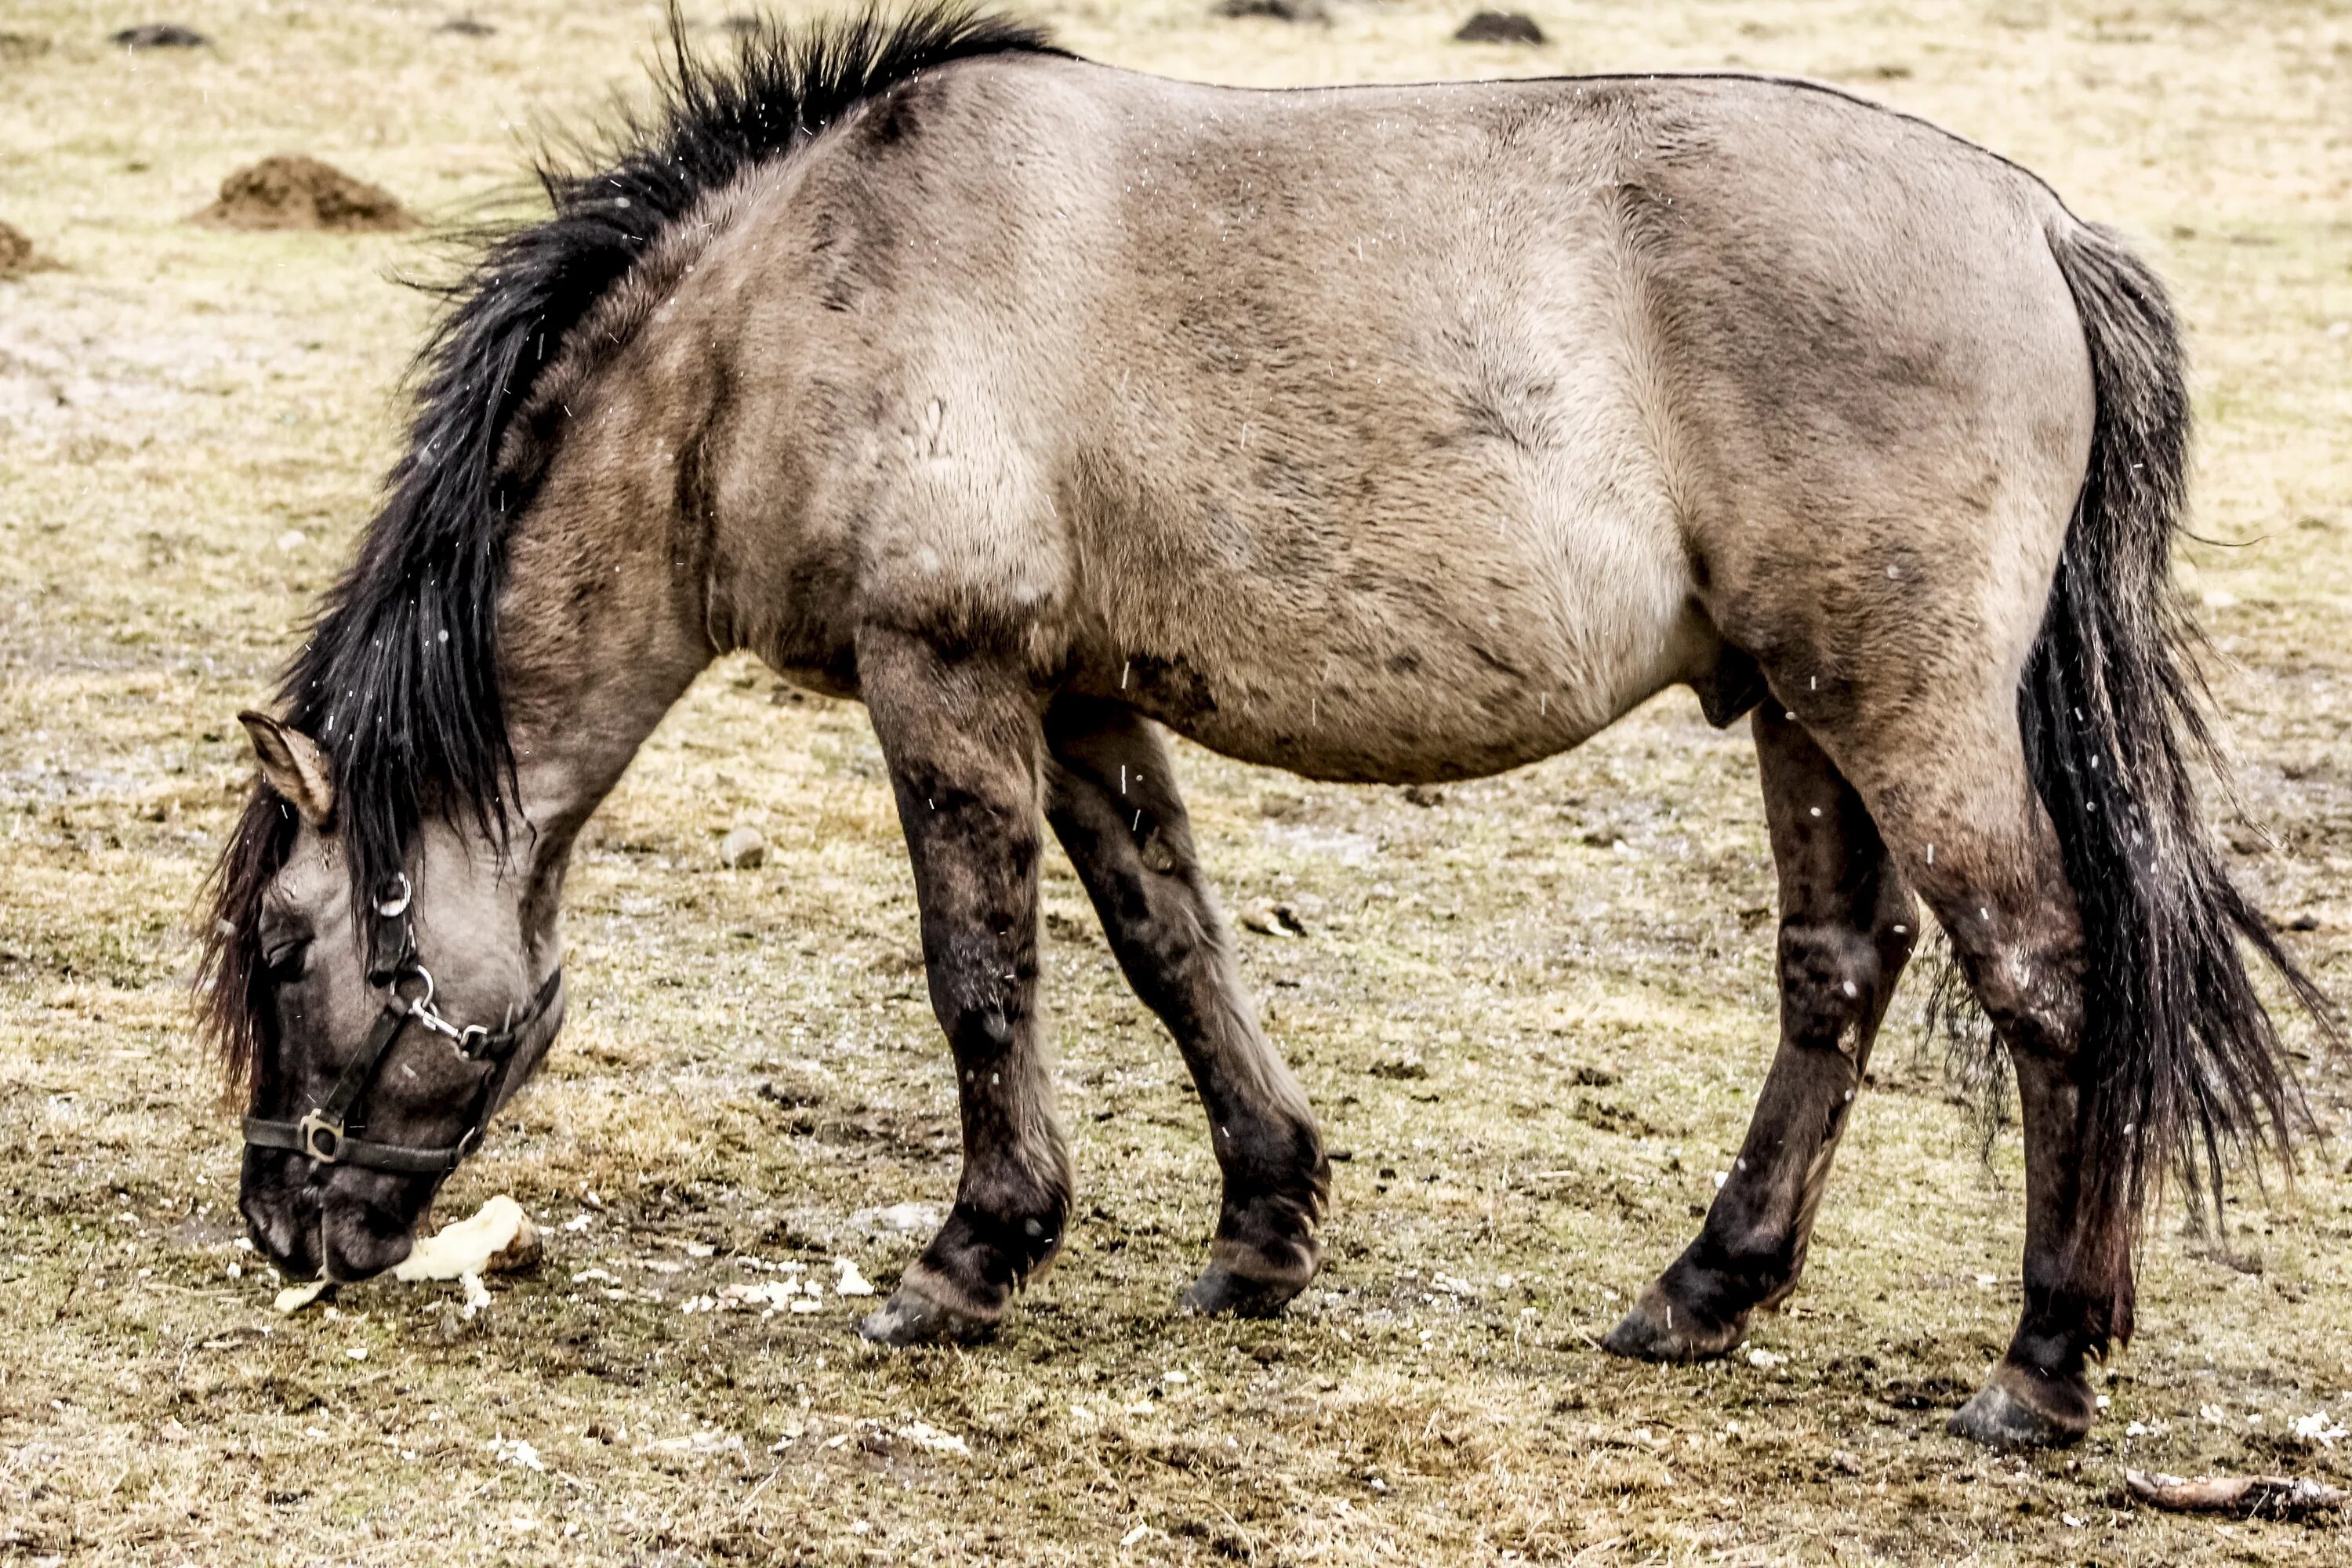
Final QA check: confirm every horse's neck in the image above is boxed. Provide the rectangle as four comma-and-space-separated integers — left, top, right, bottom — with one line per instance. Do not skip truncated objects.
498, 474, 720, 870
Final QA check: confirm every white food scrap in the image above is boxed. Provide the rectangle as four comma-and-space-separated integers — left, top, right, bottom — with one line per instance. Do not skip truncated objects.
267, 1196, 539, 1315
395, 1195, 542, 1283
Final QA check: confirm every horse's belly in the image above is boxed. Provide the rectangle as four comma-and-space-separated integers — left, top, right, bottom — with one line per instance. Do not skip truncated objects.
1091, 498, 1711, 785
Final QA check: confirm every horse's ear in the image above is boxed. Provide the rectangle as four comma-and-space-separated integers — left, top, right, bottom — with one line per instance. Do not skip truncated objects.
238, 710, 335, 829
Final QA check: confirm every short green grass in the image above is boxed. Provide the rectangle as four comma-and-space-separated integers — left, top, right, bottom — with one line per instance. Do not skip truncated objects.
2, 2, 2348, 1562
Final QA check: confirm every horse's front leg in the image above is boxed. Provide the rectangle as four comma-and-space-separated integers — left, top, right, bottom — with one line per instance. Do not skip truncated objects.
1042, 696, 1328, 1316
853, 626, 1071, 1347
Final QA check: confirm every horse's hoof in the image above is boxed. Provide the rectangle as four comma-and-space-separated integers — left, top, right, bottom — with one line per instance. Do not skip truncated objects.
855, 1283, 996, 1348
1600, 1282, 1748, 1363
1947, 1367, 2092, 1450
1179, 1262, 1303, 1319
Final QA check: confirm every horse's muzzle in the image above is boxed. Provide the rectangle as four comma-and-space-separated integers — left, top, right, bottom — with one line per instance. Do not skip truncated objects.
240, 1144, 427, 1283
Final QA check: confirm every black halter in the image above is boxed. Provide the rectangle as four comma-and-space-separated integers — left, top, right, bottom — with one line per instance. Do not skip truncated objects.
241, 875, 562, 1176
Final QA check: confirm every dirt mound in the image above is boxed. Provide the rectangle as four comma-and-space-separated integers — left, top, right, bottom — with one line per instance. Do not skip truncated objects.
0, 220, 55, 278
1215, 0, 1330, 21
0, 31, 53, 60
193, 155, 416, 234
111, 23, 207, 49
1455, 10, 1544, 44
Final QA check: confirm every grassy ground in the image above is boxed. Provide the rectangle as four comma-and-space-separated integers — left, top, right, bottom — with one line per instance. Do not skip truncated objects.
3, 0, 2350, 1562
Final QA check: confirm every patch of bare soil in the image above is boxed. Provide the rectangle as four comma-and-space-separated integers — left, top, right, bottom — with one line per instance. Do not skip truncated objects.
191, 155, 416, 234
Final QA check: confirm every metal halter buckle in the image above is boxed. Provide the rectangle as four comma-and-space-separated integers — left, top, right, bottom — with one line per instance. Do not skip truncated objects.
298, 1111, 346, 1163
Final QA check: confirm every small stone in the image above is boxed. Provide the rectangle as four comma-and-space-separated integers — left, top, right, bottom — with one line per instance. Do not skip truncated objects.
853, 1200, 945, 1237
1455, 11, 1544, 45
718, 825, 766, 869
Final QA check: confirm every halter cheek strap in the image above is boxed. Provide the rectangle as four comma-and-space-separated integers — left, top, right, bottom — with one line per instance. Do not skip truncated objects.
241, 876, 563, 1176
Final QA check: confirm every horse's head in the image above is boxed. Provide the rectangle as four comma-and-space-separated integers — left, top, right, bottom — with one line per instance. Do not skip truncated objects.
215, 711, 564, 1284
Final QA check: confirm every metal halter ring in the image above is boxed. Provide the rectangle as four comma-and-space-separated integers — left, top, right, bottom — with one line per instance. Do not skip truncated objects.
390, 962, 437, 1014
375, 873, 413, 920
388, 964, 496, 1059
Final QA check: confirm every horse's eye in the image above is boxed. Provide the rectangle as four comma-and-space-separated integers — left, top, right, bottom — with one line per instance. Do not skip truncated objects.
262, 937, 312, 979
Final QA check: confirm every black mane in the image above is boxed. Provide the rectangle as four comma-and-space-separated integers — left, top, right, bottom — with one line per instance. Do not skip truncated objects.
199, 4, 1059, 1083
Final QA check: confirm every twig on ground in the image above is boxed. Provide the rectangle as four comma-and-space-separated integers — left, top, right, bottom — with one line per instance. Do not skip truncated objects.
2125, 1468, 2347, 1521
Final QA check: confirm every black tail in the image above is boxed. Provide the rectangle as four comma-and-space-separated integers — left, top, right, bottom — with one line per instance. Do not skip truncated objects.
2030, 220, 2336, 1276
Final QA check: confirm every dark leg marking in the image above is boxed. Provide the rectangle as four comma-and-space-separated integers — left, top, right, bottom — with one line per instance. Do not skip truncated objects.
1924, 826, 2105, 1449
1825, 710, 2111, 1448
1607, 706, 1916, 1362
1044, 696, 1328, 1315
853, 626, 1071, 1346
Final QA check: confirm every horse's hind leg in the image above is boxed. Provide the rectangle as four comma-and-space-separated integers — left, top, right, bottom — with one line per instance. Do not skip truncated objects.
1042, 697, 1328, 1315
851, 626, 1072, 1348
1606, 704, 1917, 1361
1794, 700, 2112, 1447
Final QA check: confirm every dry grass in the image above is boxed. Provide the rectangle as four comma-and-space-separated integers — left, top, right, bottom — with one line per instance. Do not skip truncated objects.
2, 1, 2349, 1562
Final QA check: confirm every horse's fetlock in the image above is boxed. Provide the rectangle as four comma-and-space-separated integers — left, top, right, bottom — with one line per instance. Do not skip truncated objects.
925, 1185, 1069, 1304
1678, 1225, 1803, 1315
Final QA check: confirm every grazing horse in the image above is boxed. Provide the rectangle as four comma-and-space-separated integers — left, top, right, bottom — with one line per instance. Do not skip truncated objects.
201, 5, 2328, 1448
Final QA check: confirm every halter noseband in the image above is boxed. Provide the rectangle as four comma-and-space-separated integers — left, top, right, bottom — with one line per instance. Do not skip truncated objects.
241, 874, 562, 1176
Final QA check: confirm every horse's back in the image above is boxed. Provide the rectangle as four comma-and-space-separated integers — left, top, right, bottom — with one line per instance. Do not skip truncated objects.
716, 56, 2092, 778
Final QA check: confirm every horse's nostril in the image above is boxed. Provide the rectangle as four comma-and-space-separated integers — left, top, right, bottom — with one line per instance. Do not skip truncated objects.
318, 1198, 418, 1283
244, 1203, 322, 1282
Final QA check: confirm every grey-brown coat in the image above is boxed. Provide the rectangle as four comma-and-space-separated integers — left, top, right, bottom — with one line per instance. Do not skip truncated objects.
205, 8, 2328, 1450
